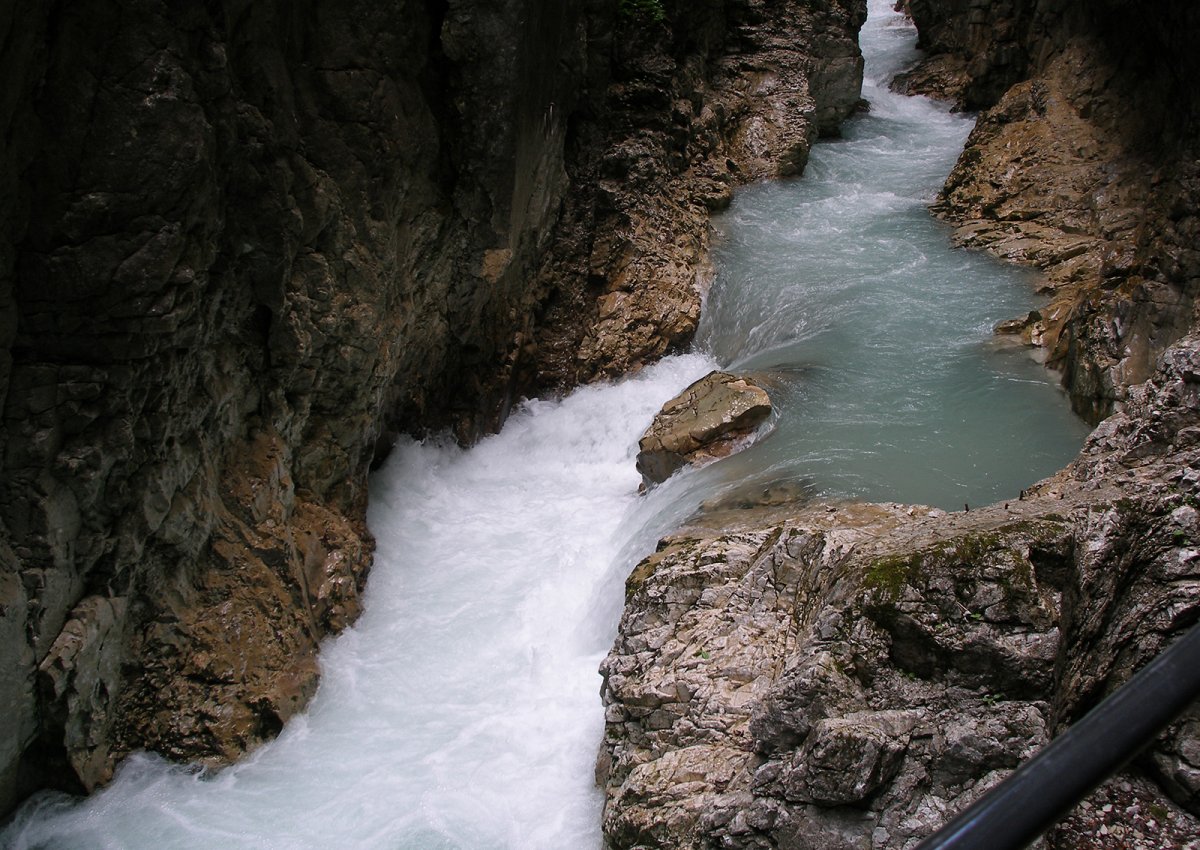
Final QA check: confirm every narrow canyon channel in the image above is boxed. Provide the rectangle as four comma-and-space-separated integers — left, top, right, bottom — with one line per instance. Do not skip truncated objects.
2, 2, 1091, 848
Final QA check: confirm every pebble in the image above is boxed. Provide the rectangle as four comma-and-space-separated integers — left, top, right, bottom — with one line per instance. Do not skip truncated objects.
1048, 773, 1200, 850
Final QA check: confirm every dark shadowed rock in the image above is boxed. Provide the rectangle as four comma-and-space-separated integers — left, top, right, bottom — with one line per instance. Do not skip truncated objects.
0, 0, 584, 813
525, 0, 868, 391
899, 0, 1200, 422
0, 0, 871, 816
636, 372, 772, 488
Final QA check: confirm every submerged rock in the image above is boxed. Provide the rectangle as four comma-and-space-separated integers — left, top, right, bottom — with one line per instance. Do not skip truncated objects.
636, 372, 772, 488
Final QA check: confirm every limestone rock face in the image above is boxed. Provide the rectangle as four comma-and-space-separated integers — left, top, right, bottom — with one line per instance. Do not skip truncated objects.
893, 0, 1034, 109
636, 372, 772, 487
598, 2, 1200, 837
899, 0, 1200, 422
599, 334, 1200, 849
0, 0, 586, 813
598, 3, 1200, 846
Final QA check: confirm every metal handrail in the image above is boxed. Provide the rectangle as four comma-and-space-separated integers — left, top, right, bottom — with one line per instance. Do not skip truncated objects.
916, 622, 1200, 850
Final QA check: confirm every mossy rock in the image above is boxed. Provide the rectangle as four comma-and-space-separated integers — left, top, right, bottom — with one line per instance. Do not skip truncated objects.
864, 553, 923, 602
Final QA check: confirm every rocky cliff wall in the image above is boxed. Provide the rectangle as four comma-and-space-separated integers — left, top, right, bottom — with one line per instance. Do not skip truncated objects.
523, 0, 867, 392
0, 0, 868, 818
0, 0, 586, 814
898, 0, 1200, 422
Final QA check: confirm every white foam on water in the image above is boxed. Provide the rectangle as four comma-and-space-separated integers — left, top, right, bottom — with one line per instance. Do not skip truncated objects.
1, 353, 717, 850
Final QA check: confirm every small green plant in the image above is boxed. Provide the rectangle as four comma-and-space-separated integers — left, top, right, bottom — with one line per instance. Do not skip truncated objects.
619, 0, 666, 23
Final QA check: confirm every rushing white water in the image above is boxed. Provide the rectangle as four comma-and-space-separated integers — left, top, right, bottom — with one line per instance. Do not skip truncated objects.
2, 353, 718, 850
2, 3, 1089, 849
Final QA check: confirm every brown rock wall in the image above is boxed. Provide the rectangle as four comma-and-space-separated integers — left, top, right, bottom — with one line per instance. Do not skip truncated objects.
599, 334, 1200, 849
596, 2, 1200, 846
899, 0, 1200, 421
0, 0, 870, 817
524, 0, 867, 391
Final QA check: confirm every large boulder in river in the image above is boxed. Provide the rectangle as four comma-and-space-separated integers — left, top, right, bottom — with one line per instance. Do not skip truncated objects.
636, 372, 772, 488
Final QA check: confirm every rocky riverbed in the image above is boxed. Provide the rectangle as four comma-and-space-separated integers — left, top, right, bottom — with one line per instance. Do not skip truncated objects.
3, 0, 1199, 846
0, 0, 867, 817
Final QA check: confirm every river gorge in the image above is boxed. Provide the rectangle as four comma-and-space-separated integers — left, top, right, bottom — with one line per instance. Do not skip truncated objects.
2, 0, 1200, 847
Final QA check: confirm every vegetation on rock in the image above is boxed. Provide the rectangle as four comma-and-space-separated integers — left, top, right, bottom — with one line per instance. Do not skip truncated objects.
618, 0, 666, 23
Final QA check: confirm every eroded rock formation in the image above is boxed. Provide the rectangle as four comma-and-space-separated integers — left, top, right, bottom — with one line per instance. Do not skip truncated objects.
524, 0, 867, 391
596, 2, 1200, 847
0, 0, 868, 817
636, 371, 773, 488
599, 334, 1200, 849
0, 0, 587, 812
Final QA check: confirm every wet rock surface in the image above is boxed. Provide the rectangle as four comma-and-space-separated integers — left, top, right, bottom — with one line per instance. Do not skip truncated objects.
0, 0, 583, 812
599, 334, 1200, 848
636, 371, 772, 488
524, 0, 868, 391
5, 1, 1198, 846
598, 9, 1200, 838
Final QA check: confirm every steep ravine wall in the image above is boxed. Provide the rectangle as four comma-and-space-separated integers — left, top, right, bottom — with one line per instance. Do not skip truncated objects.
0, 0, 587, 814
523, 0, 868, 392
0, 0, 867, 818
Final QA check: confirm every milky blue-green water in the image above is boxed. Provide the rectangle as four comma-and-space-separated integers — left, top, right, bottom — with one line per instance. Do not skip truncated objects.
0, 3, 1089, 849
690, 4, 1090, 510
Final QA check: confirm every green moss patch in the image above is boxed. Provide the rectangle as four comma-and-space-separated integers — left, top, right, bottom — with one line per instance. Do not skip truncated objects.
864, 554, 923, 602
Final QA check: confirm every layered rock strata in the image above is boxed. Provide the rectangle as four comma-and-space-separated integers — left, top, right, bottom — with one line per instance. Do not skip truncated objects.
599, 334, 1200, 849
0, 0, 869, 817
897, 0, 1200, 422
